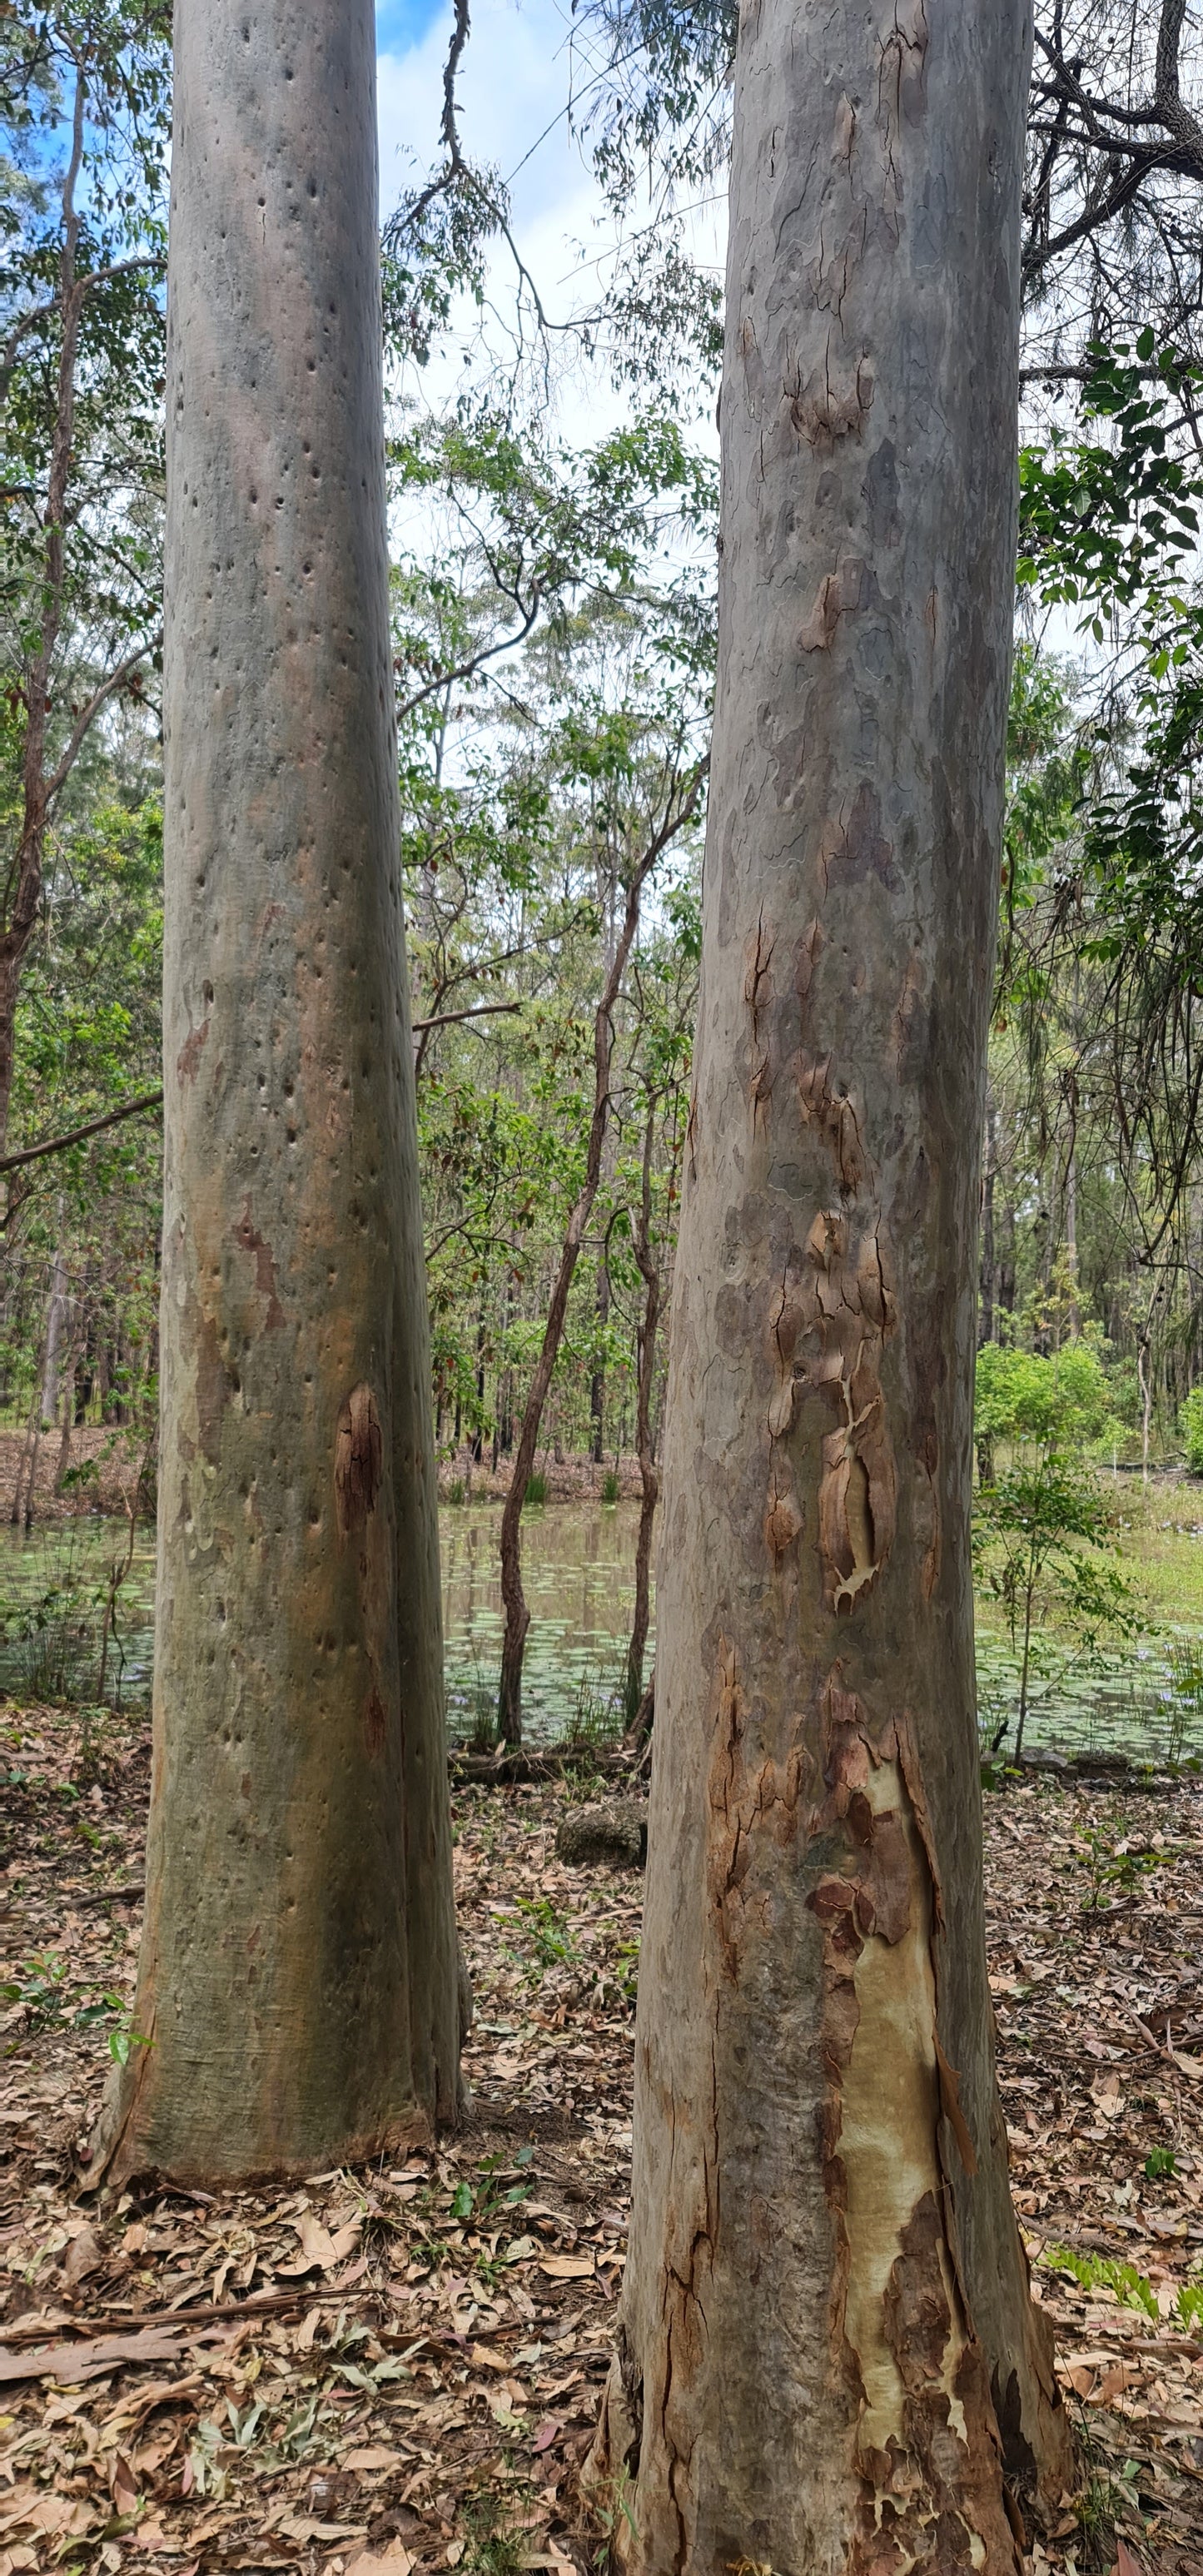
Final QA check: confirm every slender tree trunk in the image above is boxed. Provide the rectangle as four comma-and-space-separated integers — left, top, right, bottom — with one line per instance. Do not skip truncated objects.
589, 1251, 609, 1463
979, 1091, 997, 1349
590, 2, 1071, 2563
496, 775, 702, 1743
624, 1109, 660, 1729
1065, 1132, 1079, 1335
40, 1227, 70, 1426
88, 0, 460, 2190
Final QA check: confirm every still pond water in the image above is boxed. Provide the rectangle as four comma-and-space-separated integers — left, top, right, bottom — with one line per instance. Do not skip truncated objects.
1, 1501, 1201, 1763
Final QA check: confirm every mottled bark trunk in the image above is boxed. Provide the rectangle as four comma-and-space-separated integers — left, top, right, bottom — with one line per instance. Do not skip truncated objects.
624, 1112, 659, 1729
591, 2, 1071, 2565
87, 0, 460, 2189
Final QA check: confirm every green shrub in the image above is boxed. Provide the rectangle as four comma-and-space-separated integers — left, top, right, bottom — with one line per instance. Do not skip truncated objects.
524, 1470, 546, 1507
975, 1338, 1114, 1461
1181, 1385, 1203, 1474
601, 1468, 619, 1504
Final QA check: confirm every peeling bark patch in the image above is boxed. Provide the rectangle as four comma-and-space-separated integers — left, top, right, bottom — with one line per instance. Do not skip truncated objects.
233, 1201, 285, 1329
743, 916, 776, 1122
707, 1636, 808, 1980
798, 555, 874, 652
802, 1682, 1015, 2571
797, 1054, 866, 1194
335, 1382, 383, 1539
788, 352, 874, 449
763, 1212, 897, 1607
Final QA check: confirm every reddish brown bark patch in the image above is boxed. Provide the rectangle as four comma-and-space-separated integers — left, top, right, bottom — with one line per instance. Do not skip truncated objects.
233, 1201, 285, 1330
364, 1685, 387, 1757
176, 1013, 210, 1085
335, 1383, 383, 1539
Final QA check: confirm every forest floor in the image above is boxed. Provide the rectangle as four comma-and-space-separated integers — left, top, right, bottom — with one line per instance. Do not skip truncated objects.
0, 1703, 1201, 2576
0, 1432, 656, 1526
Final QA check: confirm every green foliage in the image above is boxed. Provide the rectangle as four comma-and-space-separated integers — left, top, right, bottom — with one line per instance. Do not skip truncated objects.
1042, 2241, 1203, 2336
1075, 1825, 1161, 1912
975, 1340, 1115, 1456
1180, 1388, 1203, 1474
524, 1470, 547, 1507
601, 1469, 620, 1504
1041, 2244, 1159, 2320
1017, 340, 1201, 643
974, 1455, 1140, 1759
1145, 2146, 1176, 2180
512, 1893, 578, 1970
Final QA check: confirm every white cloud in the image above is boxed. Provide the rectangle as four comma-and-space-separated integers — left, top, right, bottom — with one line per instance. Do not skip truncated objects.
375, 0, 723, 441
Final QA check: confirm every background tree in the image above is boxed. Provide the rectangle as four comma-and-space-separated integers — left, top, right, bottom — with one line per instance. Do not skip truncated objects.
0, 1, 169, 1162
89, 0, 460, 2187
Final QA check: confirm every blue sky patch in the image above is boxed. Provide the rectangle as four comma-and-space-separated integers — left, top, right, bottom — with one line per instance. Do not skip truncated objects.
376, 0, 445, 54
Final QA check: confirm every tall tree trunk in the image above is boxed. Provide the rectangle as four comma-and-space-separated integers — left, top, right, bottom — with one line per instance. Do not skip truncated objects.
496, 775, 702, 1743
88, 0, 460, 2190
589, 1, 1071, 2564
624, 1107, 660, 1730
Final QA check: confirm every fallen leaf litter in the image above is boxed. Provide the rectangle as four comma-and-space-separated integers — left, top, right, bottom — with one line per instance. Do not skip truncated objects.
0, 1703, 1201, 2573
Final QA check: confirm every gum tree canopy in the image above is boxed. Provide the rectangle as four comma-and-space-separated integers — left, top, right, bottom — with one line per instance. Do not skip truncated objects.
589, 0, 1074, 2566
89, 0, 460, 2187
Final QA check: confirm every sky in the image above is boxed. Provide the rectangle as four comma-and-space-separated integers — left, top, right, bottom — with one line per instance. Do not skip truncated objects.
373, 0, 725, 440
375, 0, 611, 352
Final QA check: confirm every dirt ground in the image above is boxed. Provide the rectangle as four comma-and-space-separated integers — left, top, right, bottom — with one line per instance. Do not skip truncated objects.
0, 1703, 1201, 2576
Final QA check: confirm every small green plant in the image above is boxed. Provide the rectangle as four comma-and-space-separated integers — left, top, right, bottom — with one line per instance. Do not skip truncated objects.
461, 2485, 529, 2576
1076, 1823, 1161, 1911
1144, 2146, 1176, 2180
514, 1893, 577, 1969
448, 1477, 465, 1505
974, 1453, 1141, 1760
612, 1934, 640, 2007
1, 1952, 67, 2029
524, 1470, 547, 1507
450, 2148, 534, 2228
107, 2018, 153, 2067
1041, 2244, 1159, 2319
601, 1468, 619, 1504
1164, 1635, 1203, 1763
2, 1574, 96, 1703
559, 1670, 623, 1759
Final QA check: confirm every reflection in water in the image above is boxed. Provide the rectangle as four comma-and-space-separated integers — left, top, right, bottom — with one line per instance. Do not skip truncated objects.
440, 1501, 643, 1741
2, 1507, 1201, 1763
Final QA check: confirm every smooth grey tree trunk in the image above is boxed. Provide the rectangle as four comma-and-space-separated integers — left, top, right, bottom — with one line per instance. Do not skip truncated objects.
89, 0, 460, 2188
589, 1, 1072, 2565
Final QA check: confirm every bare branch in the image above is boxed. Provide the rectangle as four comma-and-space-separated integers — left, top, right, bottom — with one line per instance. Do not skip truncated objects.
0, 1088, 163, 1178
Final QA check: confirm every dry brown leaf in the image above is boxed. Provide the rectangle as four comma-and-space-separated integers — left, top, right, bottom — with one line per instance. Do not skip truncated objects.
0, 2326, 181, 2385
61, 2225, 102, 2289
538, 2255, 594, 2280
